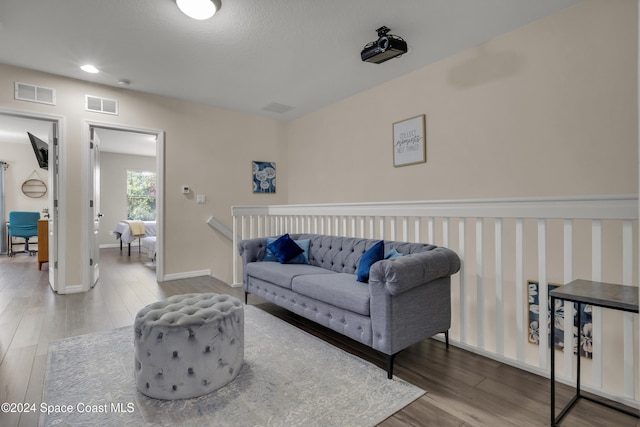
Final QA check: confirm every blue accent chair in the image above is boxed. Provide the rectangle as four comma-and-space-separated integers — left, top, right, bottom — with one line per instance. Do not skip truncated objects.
8, 211, 40, 257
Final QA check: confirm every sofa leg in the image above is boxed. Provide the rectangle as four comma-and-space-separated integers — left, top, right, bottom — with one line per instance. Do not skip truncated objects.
386, 353, 396, 379
445, 330, 449, 349
244, 292, 248, 304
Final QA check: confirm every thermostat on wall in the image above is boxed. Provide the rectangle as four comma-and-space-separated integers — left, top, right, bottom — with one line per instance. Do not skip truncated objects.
181, 185, 190, 194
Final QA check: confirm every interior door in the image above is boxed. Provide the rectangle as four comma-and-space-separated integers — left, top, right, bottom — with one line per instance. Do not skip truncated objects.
48, 122, 59, 291
90, 128, 101, 287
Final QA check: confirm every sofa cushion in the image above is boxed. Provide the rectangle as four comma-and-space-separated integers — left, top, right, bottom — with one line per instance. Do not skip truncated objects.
292, 273, 371, 316
267, 234, 304, 263
246, 262, 333, 290
356, 240, 384, 283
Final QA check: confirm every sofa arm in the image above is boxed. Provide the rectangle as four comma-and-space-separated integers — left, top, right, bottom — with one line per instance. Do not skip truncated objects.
369, 247, 460, 296
238, 237, 269, 263
238, 238, 269, 285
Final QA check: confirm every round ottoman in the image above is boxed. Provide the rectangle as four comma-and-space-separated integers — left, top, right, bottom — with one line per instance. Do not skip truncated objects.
134, 293, 244, 400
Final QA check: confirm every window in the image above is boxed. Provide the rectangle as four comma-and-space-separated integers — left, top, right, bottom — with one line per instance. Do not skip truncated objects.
126, 170, 156, 221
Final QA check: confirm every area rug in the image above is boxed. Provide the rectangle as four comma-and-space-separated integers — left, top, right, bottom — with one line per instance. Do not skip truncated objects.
41, 305, 425, 426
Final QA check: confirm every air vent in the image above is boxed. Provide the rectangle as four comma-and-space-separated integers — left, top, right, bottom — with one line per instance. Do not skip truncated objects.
14, 82, 56, 105
85, 95, 118, 115
261, 102, 295, 114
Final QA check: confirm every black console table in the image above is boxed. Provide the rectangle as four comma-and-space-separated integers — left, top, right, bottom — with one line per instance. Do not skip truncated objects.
549, 279, 639, 426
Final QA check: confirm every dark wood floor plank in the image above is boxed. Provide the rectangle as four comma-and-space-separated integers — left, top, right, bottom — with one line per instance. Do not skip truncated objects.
380, 395, 465, 427
0, 345, 37, 427
18, 353, 46, 427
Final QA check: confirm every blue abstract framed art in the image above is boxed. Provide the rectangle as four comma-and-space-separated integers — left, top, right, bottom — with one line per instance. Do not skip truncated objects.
252, 161, 276, 193
527, 280, 593, 359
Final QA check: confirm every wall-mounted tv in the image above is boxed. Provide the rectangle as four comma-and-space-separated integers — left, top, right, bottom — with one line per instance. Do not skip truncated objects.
27, 132, 48, 170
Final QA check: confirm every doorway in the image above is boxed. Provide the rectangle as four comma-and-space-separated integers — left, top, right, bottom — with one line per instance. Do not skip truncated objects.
0, 109, 62, 292
84, 121, 164, 290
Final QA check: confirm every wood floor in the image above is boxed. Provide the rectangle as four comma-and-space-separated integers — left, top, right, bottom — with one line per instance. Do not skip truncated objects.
0, 248, 638, 427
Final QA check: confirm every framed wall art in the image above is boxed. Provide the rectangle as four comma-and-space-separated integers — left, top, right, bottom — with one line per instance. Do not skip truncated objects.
252, 161, 276, 193
393, 114, 426, 167
527, 280, 593, 359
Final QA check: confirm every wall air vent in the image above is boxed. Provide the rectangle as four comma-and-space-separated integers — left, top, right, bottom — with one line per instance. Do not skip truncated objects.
14, 82, 56, 105
85, 95, 119, 115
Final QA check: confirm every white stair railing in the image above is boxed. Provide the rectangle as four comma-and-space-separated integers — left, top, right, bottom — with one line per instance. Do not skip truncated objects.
232, 195, 639, 408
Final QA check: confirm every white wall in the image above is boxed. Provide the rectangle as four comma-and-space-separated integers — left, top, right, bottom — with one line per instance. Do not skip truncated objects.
0, 138, 48, 218
286, 0, 637, 203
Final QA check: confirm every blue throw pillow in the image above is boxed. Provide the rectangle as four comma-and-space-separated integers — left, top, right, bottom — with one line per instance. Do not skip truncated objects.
263, 237, 310, 264
288, 239, 310, 264
263, 237, 278, 262
356, 240, 384, 283
384, 248, 403, 259
267, 234, 304, 264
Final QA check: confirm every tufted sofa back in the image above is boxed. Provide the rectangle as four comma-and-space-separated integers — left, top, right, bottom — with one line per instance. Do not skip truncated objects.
288, 234, 437, 275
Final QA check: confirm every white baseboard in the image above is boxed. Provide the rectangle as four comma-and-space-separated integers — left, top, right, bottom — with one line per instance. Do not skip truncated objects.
162, 269, 212, 281
99, 243, 122, 249
59, 284, 85, 294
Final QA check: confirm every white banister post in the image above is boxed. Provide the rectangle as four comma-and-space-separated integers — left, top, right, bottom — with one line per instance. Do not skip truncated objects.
563, 219, 574, 377
515, 219, 525, 362
622, 220, 635, 399
458, 218, 466, 343
495, 218, 504, 356
232, 212, 238, 286
592, 220, 603, 388
443, 218, 450, 248
428, 217, 434, 244
414, 217, 420, 243
476, 218, 484, 350
538, 219, 548, 370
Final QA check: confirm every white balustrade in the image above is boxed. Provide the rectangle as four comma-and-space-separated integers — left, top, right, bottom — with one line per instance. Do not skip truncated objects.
232, 195, 639, 408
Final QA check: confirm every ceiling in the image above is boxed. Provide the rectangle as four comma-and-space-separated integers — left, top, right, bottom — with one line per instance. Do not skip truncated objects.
0, 0, 583, 124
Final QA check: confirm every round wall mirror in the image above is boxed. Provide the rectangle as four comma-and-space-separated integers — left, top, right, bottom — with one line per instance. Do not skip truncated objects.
21, 178, 47, 198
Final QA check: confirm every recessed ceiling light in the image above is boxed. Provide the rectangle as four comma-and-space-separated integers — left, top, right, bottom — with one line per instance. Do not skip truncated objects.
176, 0, 221, 20
81, 64, 100, 74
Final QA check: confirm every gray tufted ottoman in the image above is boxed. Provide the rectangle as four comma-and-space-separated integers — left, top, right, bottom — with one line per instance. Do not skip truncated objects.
134, 293, 244, 400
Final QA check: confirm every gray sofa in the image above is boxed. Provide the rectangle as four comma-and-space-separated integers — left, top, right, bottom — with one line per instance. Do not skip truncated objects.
238, 233, 461, 378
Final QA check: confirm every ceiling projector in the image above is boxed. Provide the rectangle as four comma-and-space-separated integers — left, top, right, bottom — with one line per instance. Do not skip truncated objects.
361, 26, 408, 64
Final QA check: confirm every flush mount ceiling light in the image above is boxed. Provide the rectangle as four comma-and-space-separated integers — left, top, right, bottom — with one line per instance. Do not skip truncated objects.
176, 0, 221, 20
81, 64, 100, 74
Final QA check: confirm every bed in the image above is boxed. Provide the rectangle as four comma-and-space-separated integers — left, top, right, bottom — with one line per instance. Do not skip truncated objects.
113, 221, 156, 256
141, 236, 156, 261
